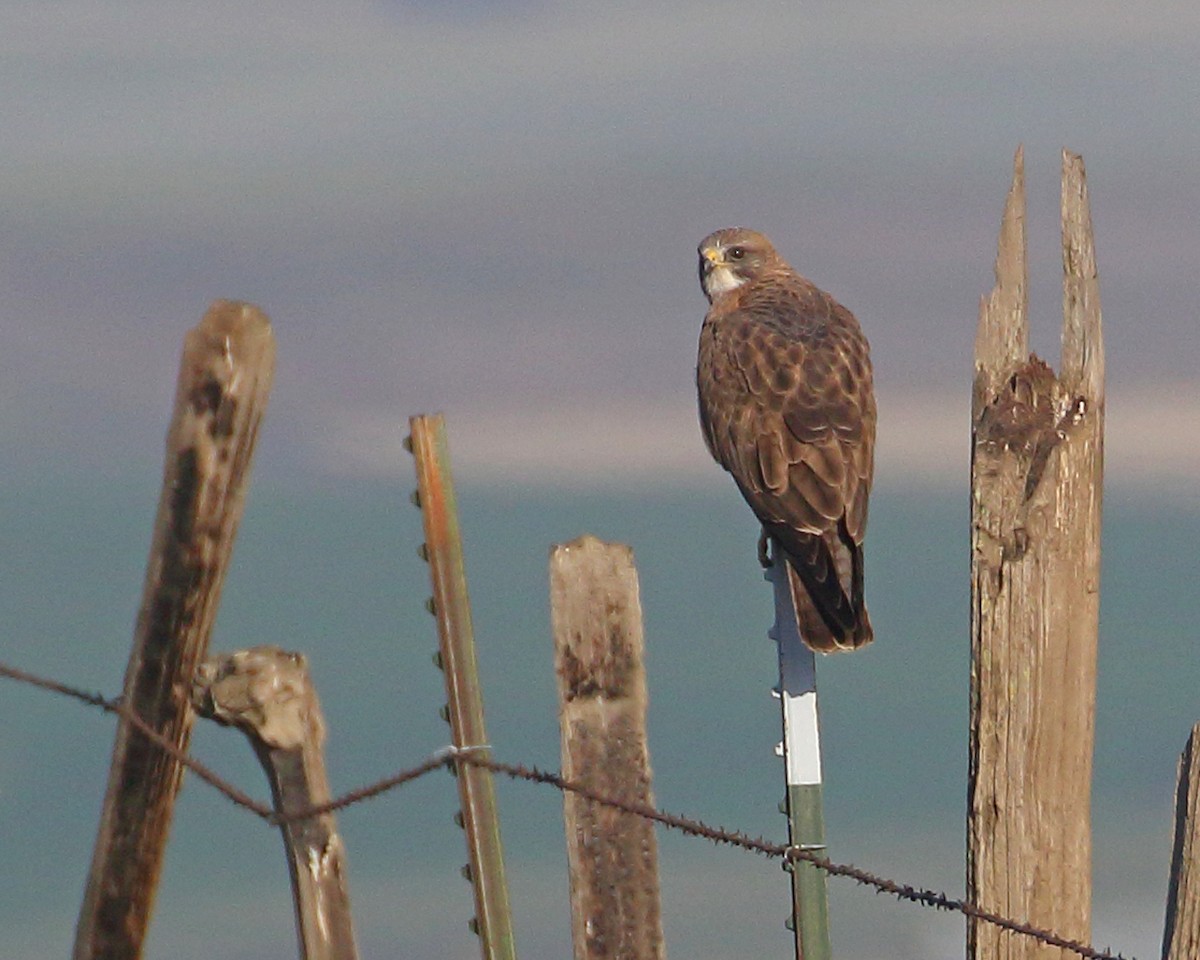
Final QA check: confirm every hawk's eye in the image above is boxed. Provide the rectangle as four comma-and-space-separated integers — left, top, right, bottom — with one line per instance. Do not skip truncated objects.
728, 246, 746, 261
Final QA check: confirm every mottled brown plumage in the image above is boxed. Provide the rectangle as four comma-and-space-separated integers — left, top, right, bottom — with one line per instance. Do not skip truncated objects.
696, 227, 876, 651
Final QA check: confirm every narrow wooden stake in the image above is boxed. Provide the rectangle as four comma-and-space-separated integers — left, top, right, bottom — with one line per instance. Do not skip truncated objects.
767, 551, 831, 960
549, 536, 665, 960
1163, 723, 1200, 960
74, 301, 275, 960
968, 148, 1104, 960
408, 414, 517, 960
192, 647, 359, 960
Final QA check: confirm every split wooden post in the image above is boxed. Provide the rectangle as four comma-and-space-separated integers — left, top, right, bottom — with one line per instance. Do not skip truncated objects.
548, 536, 665, 960
767, 552, 831, 960
74, 301, 275, 960
408, 414, 518, 960
1162, 722, 1200, 960
192, 647, 359, 960
968, 148, 1105, 959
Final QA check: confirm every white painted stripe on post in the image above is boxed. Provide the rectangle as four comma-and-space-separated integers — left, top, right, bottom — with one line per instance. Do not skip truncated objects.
767, 554, 824, 786
782, 689, 822, 785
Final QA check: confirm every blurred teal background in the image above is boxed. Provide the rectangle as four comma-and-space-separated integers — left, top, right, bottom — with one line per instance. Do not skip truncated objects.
3, 2, 1198, 955
1, 473, 1193, 959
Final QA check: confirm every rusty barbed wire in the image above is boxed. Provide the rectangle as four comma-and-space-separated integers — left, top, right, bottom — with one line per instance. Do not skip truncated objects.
0, 661, 274, 819
472, 758, 1130, 960
0, 659, 1132, 960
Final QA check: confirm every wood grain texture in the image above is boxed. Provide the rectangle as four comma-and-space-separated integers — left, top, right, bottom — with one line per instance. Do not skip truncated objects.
550, 536, 664, 960
74, 301, 275, 960
968, 151, 1104, 960
194, 647, 359, 960
1163, 724, 1200, 960
973, 145, 1029, 422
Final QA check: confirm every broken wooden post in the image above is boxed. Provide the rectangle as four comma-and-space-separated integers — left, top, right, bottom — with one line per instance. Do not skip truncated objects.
408, 414, 517, 960
74, 301, 275, 960
967, 148, 1105, 959
193, 646, 359, 960
549, 535, 665, 960
1162, 722, 1200, 960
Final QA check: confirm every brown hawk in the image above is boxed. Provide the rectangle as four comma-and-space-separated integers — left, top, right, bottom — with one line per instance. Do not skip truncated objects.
696, 227, 876, 652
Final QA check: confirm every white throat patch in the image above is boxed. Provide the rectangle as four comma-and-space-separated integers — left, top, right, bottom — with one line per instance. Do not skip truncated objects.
705, 264, 746, 298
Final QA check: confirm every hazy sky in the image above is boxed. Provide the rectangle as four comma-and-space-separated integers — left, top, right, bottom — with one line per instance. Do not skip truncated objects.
3, 8, 1199, 958
3, 0, 1198, 492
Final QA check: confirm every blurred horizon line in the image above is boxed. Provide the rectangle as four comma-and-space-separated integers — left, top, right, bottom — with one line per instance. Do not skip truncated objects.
315, 385, 1199, 499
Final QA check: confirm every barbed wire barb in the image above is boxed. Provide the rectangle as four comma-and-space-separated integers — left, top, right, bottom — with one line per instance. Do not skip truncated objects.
0, 661, 274, 819
0, 658, 1133, 960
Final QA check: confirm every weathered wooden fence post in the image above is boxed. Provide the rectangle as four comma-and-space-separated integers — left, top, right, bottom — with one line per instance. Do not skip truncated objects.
74, 301, 275, 960
548, 535, 665, 960
1162, 722, 1200, 960
968, 148, 1104, 959
193, 646, 359, 960
408, 414, 518, 960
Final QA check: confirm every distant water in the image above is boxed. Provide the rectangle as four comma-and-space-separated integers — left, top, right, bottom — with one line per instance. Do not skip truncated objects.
1, 476, 1194, 959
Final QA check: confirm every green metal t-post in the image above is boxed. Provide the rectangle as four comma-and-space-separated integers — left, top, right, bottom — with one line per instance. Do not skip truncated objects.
409, 414, 517, 960
767, 550, 832, 960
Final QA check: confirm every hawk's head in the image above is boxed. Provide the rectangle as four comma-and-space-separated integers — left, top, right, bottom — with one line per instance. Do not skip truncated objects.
698, 227, 781, 303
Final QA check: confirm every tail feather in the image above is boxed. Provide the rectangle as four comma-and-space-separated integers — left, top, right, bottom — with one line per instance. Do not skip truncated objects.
785, 557, 873, 652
